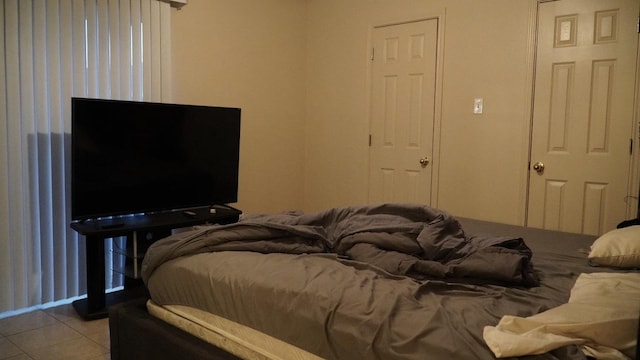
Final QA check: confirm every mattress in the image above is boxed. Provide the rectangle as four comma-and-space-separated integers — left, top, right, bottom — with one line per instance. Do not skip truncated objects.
146, 300, 321, 360
143, 208, 627, 360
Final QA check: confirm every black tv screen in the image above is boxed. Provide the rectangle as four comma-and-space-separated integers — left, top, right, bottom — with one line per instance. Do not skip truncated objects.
71, 97, 241, 221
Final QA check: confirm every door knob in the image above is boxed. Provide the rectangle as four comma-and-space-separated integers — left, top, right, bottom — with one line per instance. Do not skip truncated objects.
532, 162, 545, 173
419, 157, 430, 167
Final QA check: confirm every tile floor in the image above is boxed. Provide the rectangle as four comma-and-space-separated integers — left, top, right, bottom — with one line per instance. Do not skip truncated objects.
0, 304, 110, 360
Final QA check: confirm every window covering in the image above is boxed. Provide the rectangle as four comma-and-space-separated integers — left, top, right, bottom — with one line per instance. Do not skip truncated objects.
0, 0, 172, 315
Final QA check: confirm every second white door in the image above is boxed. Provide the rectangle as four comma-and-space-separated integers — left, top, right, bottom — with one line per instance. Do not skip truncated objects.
368, 19, 438, 205
528, 0, 638, 235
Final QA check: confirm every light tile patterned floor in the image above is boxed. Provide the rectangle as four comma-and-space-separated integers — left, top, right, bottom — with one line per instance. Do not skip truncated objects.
0, 304, 109, 360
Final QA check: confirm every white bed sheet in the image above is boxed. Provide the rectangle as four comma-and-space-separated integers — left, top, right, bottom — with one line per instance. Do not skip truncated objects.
483, 272, 640, 359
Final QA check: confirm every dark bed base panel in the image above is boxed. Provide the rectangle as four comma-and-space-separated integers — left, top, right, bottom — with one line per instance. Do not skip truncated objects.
108, 298, 598, 360
108, 298, 241, 360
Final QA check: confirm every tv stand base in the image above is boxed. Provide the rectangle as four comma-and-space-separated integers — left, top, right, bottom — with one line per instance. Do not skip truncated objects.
70, 206, 241, 320
73, 285, 149, 320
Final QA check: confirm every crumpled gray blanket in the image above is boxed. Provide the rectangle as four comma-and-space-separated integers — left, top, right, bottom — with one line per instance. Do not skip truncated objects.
141, 203, 538, 286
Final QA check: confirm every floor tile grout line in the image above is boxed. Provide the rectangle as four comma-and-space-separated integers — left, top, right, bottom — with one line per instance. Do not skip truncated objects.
6, 321, 83, 355
0, 305, 111, 359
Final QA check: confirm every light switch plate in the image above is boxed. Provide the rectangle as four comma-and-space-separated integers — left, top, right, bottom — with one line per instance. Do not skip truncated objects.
473, 98, 483, 114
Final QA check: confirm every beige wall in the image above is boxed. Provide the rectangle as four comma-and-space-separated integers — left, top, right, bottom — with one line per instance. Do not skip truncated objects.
171, 0, 538, 224
170, 0, 308, 214
436, 2, 535, 224
304, 0, 536, 224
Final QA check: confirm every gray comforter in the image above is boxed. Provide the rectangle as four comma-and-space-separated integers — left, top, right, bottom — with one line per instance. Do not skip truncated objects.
142, 204, 602, 360
142, 204, 537, 286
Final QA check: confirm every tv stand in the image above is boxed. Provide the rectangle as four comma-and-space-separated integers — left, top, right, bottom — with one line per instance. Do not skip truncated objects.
100, 222, 126, 230
70, 206, 242, 320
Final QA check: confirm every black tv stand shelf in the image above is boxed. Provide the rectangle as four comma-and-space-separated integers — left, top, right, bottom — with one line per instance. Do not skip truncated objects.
70, 205, 242, 320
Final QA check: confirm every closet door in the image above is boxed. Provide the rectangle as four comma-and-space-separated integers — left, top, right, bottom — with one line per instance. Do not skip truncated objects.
368, 19, 438, 205
527, 0, 639, 234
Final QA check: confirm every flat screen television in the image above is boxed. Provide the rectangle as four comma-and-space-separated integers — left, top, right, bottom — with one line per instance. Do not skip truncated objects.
71, 97, 241, 221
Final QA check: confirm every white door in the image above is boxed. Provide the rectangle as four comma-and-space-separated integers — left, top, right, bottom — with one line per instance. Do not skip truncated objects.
528, 0, 639, 235
368, 19, 438, 205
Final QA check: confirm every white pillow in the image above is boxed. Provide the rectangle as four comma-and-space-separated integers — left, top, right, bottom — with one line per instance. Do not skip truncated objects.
588, 226, 640, 268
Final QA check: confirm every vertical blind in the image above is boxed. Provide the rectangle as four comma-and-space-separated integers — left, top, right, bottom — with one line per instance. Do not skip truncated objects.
0, 0, 172, 314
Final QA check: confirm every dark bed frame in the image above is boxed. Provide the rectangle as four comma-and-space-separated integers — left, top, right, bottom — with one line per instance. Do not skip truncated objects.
109, 297, 239, 360
109, 217, 640, 360
109, 297, 639, 360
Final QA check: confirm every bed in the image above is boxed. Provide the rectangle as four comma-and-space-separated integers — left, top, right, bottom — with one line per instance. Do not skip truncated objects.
108, 204, 640, 360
